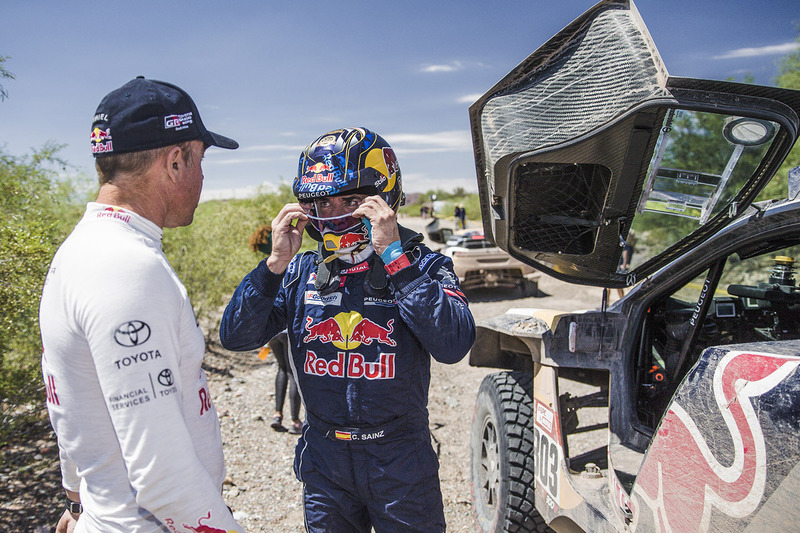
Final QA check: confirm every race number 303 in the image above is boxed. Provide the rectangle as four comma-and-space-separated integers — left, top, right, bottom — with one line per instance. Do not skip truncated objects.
533, 400, 561, 501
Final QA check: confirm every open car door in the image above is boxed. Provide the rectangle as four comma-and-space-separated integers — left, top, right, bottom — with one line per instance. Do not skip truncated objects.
470, 0, 800, 288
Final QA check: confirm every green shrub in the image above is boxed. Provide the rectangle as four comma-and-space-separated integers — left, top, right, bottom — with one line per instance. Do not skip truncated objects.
162, 184, 315, 340
0, 144, 86, 435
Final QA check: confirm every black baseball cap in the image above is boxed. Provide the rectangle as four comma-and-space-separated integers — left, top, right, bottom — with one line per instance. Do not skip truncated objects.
90, 76, 238, 157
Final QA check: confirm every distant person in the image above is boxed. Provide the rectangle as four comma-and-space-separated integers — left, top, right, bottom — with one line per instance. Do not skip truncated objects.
267, 331, 302, 433
248, 223, 273, 255
457, 204, 467, 229
220, 127, 475, 532
249, 225, 303, 434
39, 77, 244, 533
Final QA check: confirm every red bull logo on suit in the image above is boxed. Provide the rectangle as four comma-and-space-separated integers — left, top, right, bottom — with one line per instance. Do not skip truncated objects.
302, 312, 397, 380
303, 312, 395, 350
304, 351, 395, 380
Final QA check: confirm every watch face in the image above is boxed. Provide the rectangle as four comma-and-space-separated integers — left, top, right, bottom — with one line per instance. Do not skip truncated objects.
67, 500, 82, 514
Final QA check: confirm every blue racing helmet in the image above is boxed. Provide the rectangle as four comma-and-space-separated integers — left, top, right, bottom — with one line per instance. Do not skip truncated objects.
293, 128, 404, 244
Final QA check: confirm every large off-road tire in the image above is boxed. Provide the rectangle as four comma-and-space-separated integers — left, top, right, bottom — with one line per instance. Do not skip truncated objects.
471, 371, 551, 533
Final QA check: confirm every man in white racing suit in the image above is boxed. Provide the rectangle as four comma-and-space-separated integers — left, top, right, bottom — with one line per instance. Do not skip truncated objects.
39, 77, 243, 532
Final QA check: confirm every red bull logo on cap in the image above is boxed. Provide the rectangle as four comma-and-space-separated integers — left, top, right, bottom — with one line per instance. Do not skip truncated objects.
303, 312, 396, 350
90, 127, 113, 154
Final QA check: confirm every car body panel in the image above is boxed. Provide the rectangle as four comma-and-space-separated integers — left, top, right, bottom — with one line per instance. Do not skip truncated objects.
631, 345, 800, 532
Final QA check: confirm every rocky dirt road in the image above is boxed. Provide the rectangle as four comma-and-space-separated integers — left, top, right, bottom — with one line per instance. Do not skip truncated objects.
1, 216, 604, 532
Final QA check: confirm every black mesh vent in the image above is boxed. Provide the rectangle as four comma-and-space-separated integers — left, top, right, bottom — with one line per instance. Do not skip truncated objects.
512, 162, 611, 255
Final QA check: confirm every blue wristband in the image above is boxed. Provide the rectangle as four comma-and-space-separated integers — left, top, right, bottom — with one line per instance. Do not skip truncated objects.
380, 240, 404, 264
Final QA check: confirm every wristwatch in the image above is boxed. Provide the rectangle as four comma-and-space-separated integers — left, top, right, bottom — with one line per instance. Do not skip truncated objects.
66, 499, 82, 514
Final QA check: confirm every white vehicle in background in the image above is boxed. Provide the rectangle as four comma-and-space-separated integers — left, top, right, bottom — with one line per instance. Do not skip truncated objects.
426, 220, 539, 294
441, 230, 539, 294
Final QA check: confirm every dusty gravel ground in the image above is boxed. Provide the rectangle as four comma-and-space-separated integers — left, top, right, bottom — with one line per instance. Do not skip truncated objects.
0, 216, 604, 532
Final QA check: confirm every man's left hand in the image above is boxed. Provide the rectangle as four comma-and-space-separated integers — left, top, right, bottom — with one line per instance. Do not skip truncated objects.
353, 196, 401, 256
56, 508, 79, 533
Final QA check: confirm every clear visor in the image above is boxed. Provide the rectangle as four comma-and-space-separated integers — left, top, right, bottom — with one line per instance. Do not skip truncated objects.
307, 208, 362, 233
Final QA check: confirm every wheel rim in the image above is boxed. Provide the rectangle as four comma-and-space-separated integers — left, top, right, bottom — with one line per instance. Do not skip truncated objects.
478, 415, 500, 513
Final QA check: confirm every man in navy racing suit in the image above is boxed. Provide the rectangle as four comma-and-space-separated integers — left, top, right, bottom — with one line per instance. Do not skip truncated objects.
220, 127, 476, 532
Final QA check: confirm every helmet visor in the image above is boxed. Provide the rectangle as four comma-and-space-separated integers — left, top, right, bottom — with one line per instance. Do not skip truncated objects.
307, 209, 362, 233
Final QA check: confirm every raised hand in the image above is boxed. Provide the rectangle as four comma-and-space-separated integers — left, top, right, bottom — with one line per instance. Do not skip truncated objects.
266, 203, 309, 274
353, 195, 401, 256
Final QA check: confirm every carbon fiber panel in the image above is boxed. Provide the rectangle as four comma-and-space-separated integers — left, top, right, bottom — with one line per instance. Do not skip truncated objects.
479, 5, 668, 191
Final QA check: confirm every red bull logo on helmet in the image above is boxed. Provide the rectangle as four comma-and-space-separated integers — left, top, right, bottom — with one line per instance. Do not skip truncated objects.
364, 147, 399, 193
302, 162, 335, 184
303, 312, 395, 350
301, 173, 334, 184
307, 162, 332, 174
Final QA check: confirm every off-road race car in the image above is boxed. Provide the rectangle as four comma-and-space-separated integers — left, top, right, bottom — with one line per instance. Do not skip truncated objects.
440, 229, 539, 294
426, 221, 540, 293
467, 1, 800, 532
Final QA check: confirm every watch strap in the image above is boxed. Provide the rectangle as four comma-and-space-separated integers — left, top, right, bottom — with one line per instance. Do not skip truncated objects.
66, 499, 82, 514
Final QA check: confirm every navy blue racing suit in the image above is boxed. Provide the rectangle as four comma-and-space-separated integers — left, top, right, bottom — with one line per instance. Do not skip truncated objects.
220, 232, 475, 532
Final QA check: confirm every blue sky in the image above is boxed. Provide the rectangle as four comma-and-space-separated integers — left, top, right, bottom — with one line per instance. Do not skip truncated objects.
2, 1, 798, 200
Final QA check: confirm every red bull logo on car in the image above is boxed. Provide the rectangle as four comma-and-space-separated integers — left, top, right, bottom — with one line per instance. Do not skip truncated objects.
303, 312, 395, 350
633, 351, 800, 531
